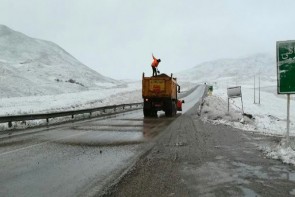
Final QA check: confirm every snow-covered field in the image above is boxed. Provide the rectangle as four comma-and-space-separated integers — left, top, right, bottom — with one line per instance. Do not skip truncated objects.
0, 81, 141, 116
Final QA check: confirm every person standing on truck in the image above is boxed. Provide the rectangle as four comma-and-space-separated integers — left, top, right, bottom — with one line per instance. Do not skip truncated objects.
151, 54, 161, 76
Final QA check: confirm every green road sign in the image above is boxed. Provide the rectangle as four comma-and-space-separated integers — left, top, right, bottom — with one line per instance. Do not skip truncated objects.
277, 40, 295, 94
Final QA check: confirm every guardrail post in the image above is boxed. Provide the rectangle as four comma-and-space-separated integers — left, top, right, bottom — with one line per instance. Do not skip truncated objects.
90, 112, 92, 117
8, 121, 12, 128
72, 115, 74, 119
46, 118, 49, 124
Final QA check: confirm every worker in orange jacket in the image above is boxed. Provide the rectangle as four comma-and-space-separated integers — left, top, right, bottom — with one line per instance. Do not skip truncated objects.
151, 54, 161, 76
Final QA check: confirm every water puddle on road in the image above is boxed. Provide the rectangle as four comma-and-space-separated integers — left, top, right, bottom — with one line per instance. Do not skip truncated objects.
54, 130, 145, 147
72, 125, 143, 132
231, 161, 269, 180
232, 161, 295, 182
52, 110, 177, 147
239, 186, 260, 197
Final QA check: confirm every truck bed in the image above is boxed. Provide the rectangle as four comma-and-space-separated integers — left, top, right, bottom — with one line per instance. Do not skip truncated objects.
142, 74, 178, 99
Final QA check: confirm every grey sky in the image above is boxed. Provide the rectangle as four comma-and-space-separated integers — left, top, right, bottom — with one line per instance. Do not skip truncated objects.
0, 0, 294, 79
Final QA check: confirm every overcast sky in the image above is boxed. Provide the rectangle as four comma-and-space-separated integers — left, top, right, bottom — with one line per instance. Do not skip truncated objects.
1, 0, 295, 80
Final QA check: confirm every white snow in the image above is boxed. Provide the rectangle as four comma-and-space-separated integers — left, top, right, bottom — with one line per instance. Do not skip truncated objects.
260, 139, 295, 166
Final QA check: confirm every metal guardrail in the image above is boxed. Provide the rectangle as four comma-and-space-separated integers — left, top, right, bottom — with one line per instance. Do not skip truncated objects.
0, 102, 143, 128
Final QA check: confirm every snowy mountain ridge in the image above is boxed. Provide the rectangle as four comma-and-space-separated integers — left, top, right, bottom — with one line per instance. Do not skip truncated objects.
0, 25, 122, 97
177, 53, 276, 85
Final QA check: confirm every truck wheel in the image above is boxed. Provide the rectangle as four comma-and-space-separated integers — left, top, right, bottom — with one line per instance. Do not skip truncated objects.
143, 101, 152, 117
143, 109, 150, 117
165, 100, 173, 117
165, 111, 171, 117
151, 110, 157, 117
172, 102, 176, 115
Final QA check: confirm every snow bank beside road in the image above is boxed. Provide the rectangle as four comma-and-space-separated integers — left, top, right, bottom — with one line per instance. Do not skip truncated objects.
200, 89, 295, 166
261, 140, 295, 166
200, 95, 255, 131
212, 85, 295, 136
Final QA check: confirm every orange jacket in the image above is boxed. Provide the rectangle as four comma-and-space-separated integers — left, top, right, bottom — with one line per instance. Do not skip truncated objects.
151, 54, 159, 68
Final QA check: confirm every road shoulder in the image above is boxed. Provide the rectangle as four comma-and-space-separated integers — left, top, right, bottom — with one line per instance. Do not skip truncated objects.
103, 105, 295, 197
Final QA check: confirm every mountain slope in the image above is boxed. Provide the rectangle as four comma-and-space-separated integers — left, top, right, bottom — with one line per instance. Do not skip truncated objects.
0, 25, 122, 97
177, 54, 276, 84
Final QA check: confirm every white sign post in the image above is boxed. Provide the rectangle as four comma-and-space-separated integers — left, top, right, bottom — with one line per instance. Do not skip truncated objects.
287, 94, 291, 145
227, 86, 244, 114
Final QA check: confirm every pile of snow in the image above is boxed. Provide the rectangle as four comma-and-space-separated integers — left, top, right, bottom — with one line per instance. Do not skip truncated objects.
200, 95, 255, 131
260, 139, 295, 166
0, 25, 122, 97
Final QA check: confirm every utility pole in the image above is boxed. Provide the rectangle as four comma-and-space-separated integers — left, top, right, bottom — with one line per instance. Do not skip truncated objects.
259, 74, 261, 104
254, 75, 256, 104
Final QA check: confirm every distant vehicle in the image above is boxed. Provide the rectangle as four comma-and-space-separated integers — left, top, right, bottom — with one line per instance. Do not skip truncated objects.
142, 73, 184, 117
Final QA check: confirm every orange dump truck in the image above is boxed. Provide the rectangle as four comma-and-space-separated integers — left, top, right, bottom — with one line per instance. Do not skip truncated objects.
142, 73, 184, 117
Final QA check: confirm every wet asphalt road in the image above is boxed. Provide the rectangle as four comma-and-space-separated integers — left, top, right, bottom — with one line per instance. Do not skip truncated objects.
107, 98, 295, 196
0, 85, 206, 197
0, 111, 168, 197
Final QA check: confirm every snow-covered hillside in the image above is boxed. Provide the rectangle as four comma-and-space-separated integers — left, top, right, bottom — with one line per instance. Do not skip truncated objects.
178, 53, 276, 85
0, 25, 122, 97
